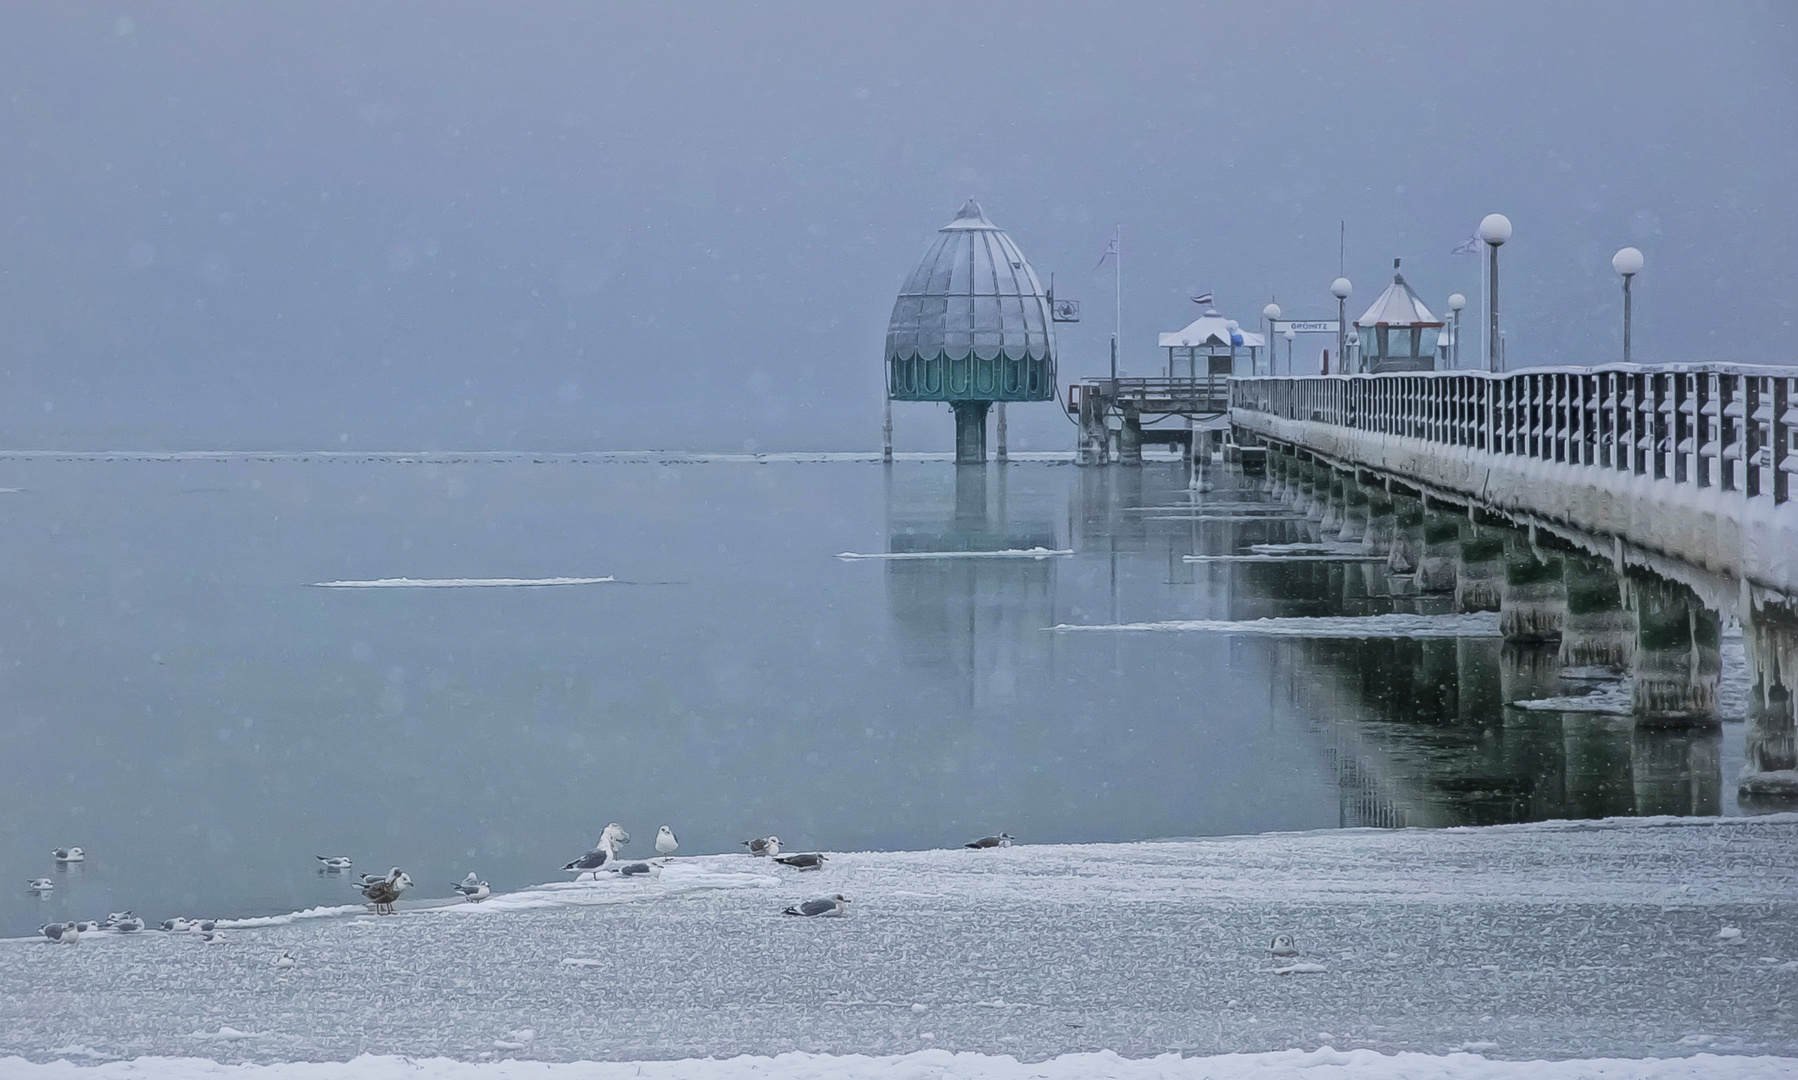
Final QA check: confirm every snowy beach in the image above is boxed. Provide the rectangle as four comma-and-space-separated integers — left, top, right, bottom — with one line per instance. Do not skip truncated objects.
3, 816, 1794, 1072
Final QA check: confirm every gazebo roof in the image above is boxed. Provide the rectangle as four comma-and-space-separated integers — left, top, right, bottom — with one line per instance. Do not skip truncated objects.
1357, 262, 1442, 327
1158, 308, 1265, 349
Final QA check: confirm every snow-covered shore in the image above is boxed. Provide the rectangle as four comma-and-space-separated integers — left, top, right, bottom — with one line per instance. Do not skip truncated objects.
5, 1047, 1797, 1079
2, 816, 1794, 1070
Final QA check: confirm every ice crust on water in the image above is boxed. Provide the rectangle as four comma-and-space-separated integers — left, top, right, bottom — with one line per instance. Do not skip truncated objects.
1182, 554, 1388, 563
1052, 613, 1502, 638
3, 1048, 1795, 1078
0, 817, 1793, 1067
1508, 635, 1751, 719
308, 576, 616, 588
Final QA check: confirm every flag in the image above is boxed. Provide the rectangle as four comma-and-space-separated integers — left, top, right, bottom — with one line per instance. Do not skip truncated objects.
1450, 232, 1481, 256
1093, 228, 1119, 271
1190, 291, 1214, 306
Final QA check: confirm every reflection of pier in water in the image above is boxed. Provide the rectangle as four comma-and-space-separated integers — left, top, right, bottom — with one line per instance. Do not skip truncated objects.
1072, 460, 1757, 826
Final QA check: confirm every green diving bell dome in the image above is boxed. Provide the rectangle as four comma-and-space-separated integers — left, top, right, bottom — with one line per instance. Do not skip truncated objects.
885, 200, 1057, 405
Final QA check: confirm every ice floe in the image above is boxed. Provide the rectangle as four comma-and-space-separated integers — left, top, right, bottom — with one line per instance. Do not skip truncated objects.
1052, 613, 1502, 638
836, 548, 1072, 561
309, 577, 616, 588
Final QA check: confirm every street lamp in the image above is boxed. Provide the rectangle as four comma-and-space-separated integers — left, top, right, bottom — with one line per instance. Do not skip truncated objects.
1262, 302, 1281, 376
1283, 326, 1295, 374
1329, 277, 1352, 374
1478, 213, 1511, 372
1612, 247, 1643, 362
1446, 293, 1465, 370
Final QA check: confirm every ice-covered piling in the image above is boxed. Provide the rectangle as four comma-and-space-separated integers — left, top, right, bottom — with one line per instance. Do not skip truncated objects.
1455, 534, 1506, 613
1741, 596, 1798, 807
1559, 555, 1635, 671
1416, 514, 1461, 593
1317, 473, 1345, 531
1628, 574, 1721, 724
1362, 489, 1395, 557
1387, 497, 1424, 575
1500, 546, 1566, 642
1336, 478, 1370, 543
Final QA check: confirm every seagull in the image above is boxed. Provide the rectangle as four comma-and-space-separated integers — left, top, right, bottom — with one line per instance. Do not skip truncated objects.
315, 855, 353, 872
52, 847, 85, 864
655, 825, 679, 856
615, 860, 663, 879
102, 911, 132, 929
272, 950, 297, 970
198, 929, 227, 944
26, 878, 54, 894
452, 873, 490, 902
114, 915, 145, 933
782, 894, 851, 917
40, 922, 72, 943
965, 833, 1013, 849
160, 917, 194, 933
743, 835, 781, 857
774, 853, 827, 870
72, 920, 102, 933
563, 823, 630, 878
1271, 933, 1300, 958
362, 868, 412, 914
195, 919, 218, 934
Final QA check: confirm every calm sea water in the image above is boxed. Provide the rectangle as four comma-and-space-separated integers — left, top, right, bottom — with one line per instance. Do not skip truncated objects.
0, 456, 1740, 936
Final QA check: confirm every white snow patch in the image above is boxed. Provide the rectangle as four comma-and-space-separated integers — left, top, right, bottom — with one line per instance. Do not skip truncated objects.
8, 1049, 1797, 1078
1272, 962, 1329, 974
309, 577, 616, 588
836, 548, 1072, 561
1052, 613, 1501, 638
188, 1026, 259, 1042
1183, 554, 1386, 563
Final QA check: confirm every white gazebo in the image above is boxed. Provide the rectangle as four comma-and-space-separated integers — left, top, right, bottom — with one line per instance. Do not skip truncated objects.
1158, 307, 1266, 377
1353, 260, 1443, 373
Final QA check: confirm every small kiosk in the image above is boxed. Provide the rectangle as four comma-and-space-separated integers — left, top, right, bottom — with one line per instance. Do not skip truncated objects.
1353, 260, 1443, 373
1157, 307, 1266, 377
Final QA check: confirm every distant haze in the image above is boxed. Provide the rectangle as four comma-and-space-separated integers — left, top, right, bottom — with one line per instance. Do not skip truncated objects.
1, 2, 1791, 452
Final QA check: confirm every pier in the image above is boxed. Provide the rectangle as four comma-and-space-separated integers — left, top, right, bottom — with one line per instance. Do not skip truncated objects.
1224, 364, 1798, 803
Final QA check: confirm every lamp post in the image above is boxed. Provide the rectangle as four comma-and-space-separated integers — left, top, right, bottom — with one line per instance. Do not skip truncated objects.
1283, 326, 1295, 374
1612, 247, 1643, 362
1330, 277, 1352, 374
1262, 302, 1281, 377
1478, 213, 1511, 372
1446, 293, 1465, 370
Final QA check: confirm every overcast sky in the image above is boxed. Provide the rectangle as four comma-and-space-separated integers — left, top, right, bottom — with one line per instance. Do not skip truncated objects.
2, 2, 1792, 451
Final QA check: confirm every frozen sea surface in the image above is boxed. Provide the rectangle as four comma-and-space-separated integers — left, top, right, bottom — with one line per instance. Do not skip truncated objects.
1, 816, 1793, 1068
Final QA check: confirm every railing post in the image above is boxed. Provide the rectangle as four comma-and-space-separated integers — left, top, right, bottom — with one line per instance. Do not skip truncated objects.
1775, 375, 1791, 504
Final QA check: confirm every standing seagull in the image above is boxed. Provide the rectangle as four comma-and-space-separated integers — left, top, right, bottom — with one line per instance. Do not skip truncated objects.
563, 823, 630, 878
452, 873, 490, 902
361, 868, 413, 914
655, 825, 679, 856
52, 847, 85, 864
743, 835, 781, 857
965, 833, 1013, 849
782, 894, 851, 917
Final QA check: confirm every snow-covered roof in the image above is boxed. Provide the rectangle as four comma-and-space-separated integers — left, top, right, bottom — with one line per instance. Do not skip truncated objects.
884, 200, 1055, 365
1356, 264, 1442, 327
1158, 308, 1264, 349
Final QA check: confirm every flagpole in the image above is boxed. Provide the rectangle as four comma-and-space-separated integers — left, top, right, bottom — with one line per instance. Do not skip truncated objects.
1114, 225, 1122, 373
